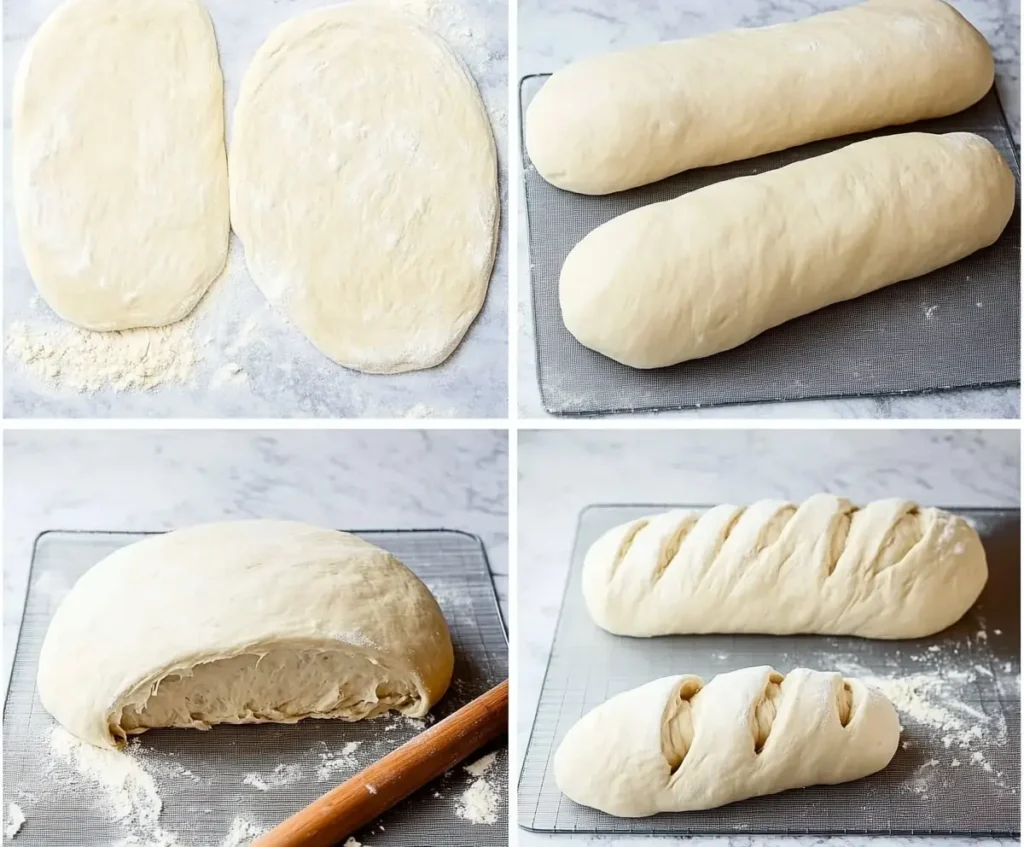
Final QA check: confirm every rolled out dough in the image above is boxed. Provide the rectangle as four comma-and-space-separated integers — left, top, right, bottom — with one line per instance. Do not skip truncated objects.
526, 0, 994, 194
560, 132, 1015, 369
554, 667, 900, 816
230, 5, 499, 373
583, 495, 988, 639
37, 521, 454, 749
12, 0, 229, 330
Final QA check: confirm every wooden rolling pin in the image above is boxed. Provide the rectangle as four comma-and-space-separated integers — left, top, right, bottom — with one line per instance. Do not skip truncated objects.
250, 679, 509, 847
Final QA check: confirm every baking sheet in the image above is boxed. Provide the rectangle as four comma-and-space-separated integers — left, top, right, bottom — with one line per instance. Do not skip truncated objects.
4, 529, 508, 846
518, 504, 1020, 835
521, 74, 1022, 416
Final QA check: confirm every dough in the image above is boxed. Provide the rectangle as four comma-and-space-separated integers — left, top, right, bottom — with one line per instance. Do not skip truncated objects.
526, 0, 993, 194
230, 5, 498, 373
583, 495, 987, 639
554, 667, 900, 816
12, 0, 229, 331
560, 132, 1014, 369
37, 521, 454, 749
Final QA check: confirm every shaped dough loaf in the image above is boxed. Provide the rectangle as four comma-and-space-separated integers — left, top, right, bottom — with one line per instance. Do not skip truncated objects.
559, 132, 1015, 369
583, 495, 987, 638
554, 667, 900, 816
13, 0, 229, 330
526, 0, 993, 194
37, 521, 454, 749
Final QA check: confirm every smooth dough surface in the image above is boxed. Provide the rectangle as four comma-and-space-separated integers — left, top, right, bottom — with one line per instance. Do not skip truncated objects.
12, 0, 229, 331
554, 667, 900, 816
560, 132, 1014, 369
37, 521, 454, 749
583, 495, 987, 639
526, 0, 993, 194
230, 5, 499, 373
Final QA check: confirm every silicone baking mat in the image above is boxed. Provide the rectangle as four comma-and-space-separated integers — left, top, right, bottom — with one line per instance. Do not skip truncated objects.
4, 529, 508, 847
518, 504, 1020, 835
521, 75, 1022, 416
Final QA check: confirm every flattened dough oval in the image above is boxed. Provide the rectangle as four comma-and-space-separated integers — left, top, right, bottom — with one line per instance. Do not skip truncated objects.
37, 520, 454, 749
526, 0, 993, 194
560, 132, 1015, 369
230, 6, 499, 373
12, 0, 229, 330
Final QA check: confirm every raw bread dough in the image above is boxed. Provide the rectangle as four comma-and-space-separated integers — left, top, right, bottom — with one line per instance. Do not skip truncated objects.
230, 5, 498, 374
583, 495, 987, 639
37, 521, 454, 749
12, 0, 229, 331
554, 667, 900, 816
526, 0, 993, 194
560, 132, 1014, 369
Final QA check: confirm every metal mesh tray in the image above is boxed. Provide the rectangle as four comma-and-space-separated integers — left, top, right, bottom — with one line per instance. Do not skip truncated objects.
4, 529, 508, 847
518, 504, 1020, 835
521, 74, 1022, 416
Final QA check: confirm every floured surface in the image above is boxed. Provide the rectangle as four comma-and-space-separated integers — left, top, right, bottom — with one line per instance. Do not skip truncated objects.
4, 0, 508, 417
4, 530, 508, 846
518, 504, 1019, 834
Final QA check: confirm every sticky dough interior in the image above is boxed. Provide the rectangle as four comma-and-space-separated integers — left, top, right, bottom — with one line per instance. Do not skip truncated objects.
109, 640, 421, 745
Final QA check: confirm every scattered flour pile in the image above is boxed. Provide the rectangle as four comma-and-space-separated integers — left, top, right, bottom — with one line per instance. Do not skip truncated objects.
835, 632, 1018, 800
316, 741, 362, 781
5, 803, 25, 839
47, 727, 175, 845
243, 764, 302, 791
6, 318, 201, 393
219, 817, 266, 847
455, 752, 501, 824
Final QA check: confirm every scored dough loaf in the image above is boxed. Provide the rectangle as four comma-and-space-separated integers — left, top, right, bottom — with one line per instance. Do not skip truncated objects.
559, 132, 1015, 369
583, 495, 987, 639
526, 0, 994, 194
37, 521, 454, 749
554, 667, 900, 816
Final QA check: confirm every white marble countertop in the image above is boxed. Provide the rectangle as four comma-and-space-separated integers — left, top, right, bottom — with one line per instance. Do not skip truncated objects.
4, 0, 508, 419
517, 429, 1020, 846
517, 0, 1021, 419
3, 429, 508, 692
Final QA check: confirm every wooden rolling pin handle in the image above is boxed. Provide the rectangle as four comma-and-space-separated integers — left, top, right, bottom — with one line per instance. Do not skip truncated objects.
250, 679, 509, 847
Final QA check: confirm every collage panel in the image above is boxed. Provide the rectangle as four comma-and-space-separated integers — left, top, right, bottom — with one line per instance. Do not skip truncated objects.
1, 0, 1023, 844
518, 429, 1020, 837
4, 0, 508, 419
3, 428, 509, 845
518, 0, 1020, 419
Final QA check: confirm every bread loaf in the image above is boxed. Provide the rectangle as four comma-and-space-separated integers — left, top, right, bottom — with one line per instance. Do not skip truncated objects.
526, 0, 994, 194
559, 132, 1015, 369
554, 667, 900, 816
583, 495, 987, 638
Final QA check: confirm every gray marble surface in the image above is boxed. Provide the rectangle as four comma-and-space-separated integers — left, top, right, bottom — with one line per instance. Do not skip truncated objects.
4, 0, 508, 418
517, 0, 1021, 419
3, 429, 508, 693
517, 429, 1020, 846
